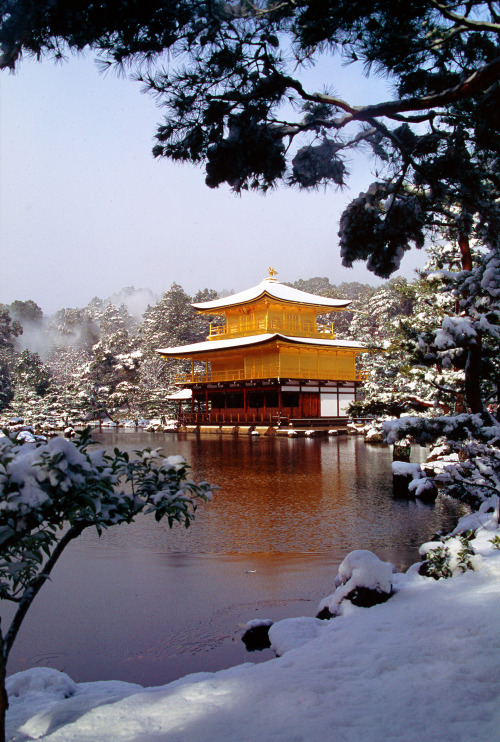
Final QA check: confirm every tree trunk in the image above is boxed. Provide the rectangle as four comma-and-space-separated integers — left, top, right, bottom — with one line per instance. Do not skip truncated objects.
464, 334, 484, 415
456, 231, 484, 414
458, 231, 473, 271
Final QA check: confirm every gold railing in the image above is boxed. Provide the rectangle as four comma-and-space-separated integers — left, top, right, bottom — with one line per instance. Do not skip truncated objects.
208, 321, 335, 340
174, 366, 366, 384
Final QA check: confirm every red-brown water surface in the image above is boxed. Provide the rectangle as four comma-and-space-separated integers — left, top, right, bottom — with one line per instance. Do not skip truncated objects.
2, 431, 463, 686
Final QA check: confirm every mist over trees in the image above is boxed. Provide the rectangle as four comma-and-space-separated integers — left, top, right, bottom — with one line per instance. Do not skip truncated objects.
0, 283, 220, 424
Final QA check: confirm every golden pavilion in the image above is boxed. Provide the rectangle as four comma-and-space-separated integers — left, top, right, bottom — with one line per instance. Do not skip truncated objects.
157, 271, 367, 426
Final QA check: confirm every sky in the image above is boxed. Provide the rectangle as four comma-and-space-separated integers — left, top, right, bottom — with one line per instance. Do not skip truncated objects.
0, 53, 428, 315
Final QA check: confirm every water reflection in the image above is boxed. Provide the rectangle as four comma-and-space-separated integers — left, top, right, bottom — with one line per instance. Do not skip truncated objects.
88, 432, 457, 559
2, 431, 463, 687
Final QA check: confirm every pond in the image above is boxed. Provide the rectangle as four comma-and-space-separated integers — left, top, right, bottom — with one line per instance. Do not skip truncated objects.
2, 431, 463, 687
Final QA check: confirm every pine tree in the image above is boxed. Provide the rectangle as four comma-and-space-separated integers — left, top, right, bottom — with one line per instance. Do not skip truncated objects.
137, 283, 217, 416
0, 307, 22, 411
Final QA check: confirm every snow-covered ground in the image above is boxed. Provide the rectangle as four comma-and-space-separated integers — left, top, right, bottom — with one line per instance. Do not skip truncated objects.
6, 502, 500, 742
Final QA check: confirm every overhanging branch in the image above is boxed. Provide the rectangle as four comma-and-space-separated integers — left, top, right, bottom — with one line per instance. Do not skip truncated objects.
282, 55, 500, 126
429, 0, 500, 33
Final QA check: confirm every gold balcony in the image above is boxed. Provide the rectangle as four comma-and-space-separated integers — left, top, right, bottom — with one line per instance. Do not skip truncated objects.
174, 366, 366, 385
208, 321, 335, 340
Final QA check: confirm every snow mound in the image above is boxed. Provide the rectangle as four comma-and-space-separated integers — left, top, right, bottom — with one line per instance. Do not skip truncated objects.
317, 550, 394, 617
6, 668, 77, 700
269, 617, 324, 656
245, 618, 273, 631
6, 669, 142, 741
392, 462, 423, 477
451, 497, 499, 537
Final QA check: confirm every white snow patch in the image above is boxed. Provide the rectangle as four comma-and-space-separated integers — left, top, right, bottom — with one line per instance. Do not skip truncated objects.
245, 618, 273, 631
317, 550, 394, 617
269, 617, 324, 655
392, 462, 423, 477
5, 511, 500, 742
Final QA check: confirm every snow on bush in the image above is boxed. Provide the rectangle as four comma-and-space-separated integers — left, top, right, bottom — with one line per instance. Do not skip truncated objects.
383, 415, 500, 507
317, 550, 394, 617
418, 495, 499, 579
0, 429, 216, 735
419, 535, 482, 579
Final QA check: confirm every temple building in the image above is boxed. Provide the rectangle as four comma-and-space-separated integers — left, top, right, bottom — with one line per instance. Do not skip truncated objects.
157, 271, 367, 427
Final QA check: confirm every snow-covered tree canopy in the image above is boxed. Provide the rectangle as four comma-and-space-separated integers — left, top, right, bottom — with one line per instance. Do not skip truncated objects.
1, 1, 498, 276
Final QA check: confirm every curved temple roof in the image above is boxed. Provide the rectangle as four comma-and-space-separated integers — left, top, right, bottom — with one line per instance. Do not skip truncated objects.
157, 333, 367, 358
191, 278, 351, 313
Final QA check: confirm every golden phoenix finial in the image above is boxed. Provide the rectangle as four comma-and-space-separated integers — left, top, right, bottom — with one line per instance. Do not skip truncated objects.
268, 267, 278, 278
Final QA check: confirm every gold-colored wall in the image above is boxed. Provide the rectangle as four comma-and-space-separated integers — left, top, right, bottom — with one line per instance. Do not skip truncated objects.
218, 305, 321, 338
205, 345, 356, 382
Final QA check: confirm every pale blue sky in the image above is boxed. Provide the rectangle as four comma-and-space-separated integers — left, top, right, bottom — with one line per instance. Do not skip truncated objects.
0, 54, 427, 315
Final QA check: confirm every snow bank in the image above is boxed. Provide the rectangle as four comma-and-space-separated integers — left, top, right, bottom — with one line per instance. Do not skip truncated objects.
6, 507, 500, 742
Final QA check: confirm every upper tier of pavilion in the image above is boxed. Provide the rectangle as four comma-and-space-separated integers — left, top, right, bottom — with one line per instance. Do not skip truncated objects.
187, 276, 352, 342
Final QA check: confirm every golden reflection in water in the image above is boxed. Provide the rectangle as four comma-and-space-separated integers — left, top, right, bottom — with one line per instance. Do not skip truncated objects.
89, 431, 460, 559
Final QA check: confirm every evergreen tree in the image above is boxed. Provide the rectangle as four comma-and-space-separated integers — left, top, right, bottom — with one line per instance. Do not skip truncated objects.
87, 303, 141, 416
49, 307, 100, 352
137, 283, 217, 415
348, 279, 428, 418
9, 300, 43, 327
13, 350, 52, 398
191, 288, 218, 340
0, 307, 22, 411
0, 307, 22, 352
45, 347, 94, 422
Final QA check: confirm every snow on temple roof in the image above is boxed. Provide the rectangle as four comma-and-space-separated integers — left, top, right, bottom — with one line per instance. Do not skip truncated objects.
157, 333, 366, 357
166, 388, 192, 400
191, 278, 351, 313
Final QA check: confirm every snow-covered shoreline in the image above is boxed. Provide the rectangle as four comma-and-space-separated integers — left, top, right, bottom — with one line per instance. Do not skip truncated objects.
6, 501, 500, 742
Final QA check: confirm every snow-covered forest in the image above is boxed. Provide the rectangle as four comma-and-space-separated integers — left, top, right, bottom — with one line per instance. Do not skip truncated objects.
0, 277, 377, 427
0, 283, 218, 426
1, 244, 498, 435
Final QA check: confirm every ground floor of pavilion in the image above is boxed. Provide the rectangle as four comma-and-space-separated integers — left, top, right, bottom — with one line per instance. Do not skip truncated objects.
171, 378, 359, 426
